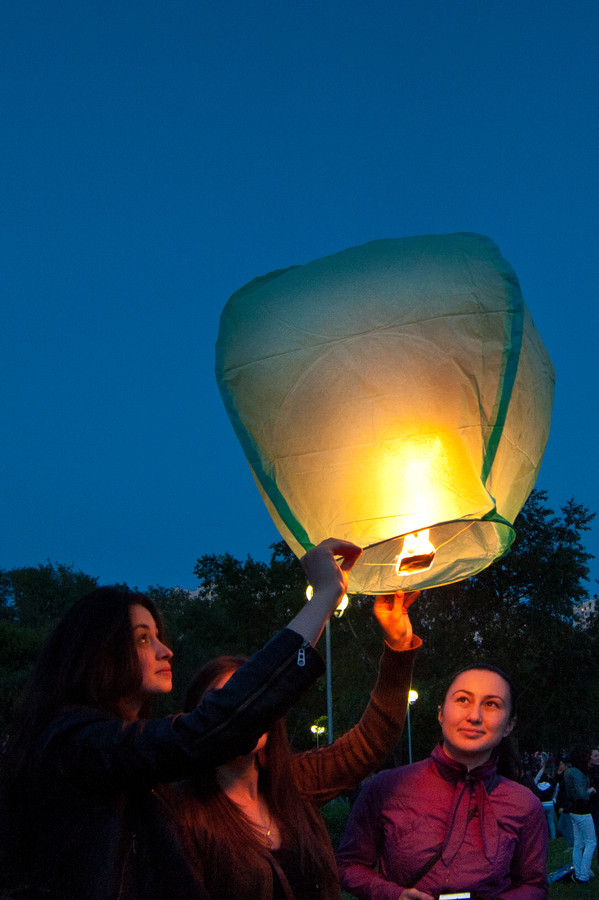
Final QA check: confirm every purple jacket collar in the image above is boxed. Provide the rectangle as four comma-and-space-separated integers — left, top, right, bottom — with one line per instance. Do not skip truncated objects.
430, 744, 500, 864
431, 742, 499, 785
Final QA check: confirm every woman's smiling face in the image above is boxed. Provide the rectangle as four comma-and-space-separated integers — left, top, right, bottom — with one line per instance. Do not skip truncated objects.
438, 668, 515, 769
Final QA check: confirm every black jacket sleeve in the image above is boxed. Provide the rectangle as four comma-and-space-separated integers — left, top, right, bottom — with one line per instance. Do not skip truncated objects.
42, 628, 324, 787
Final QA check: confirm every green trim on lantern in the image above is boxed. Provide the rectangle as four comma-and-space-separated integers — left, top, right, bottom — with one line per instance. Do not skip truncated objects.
479, 508, 513, 526
481, 265, 525, 485
215, 380, 314, 552
215, 265, 312, 554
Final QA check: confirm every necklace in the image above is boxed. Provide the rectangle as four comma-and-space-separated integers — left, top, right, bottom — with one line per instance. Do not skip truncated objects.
261, 814, 274, 848
221, 783, 275, 847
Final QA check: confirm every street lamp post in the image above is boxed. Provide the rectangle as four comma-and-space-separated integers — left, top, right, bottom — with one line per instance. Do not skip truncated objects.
311, 723, 325, 750
306, 586, 348, 744
325, 619, 333, 743
407, 689, 418, 764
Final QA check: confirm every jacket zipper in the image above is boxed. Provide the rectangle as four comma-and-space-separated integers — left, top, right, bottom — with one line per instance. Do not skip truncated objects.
192, 638, 312, 745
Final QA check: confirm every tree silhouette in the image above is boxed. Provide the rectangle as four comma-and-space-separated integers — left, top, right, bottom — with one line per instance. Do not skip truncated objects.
0, 489, 596, 761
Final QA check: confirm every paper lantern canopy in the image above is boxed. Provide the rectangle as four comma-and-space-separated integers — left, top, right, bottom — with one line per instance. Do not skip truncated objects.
216, 233, 554, 594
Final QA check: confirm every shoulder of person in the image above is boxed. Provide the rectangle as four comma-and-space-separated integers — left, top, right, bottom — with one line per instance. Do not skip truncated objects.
40, 705, 117, 744
369, 759, 432, 796
494, 776, 546, 810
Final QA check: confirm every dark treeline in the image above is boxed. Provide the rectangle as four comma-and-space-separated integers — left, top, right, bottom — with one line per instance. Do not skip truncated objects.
1, 489, 597, 763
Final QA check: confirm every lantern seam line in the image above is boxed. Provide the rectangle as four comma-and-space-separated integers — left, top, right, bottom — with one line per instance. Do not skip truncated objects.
214, 376, 314, 553
480, 270, 525, 486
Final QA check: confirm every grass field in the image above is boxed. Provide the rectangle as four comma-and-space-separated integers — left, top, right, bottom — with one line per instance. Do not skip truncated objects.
546, 837, 598, 899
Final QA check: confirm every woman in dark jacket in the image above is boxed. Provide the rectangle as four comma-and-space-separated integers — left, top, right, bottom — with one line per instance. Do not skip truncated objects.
554, 758, 574, 846
0, 538, 360, 900
564, 745, 597, 883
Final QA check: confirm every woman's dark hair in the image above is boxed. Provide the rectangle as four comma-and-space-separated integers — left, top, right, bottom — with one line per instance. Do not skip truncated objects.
2, 587, 166, 789
174, 655, 338, 897
439, 663, 521, 779
569, 744, 591, 774
184, 654, 247, 712
0, 586, 167, 882
440, 664, 517, 718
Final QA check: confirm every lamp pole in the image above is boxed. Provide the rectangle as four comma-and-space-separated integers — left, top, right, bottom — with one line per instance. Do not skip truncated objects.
311, 723, 325, 749
306, 586, 347, 745
325, 619, 333, 743
407, 689, 418, 763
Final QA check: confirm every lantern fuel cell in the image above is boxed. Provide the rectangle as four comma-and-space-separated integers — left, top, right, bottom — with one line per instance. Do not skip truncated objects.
216, 233, 554, 594
395, 529, 436, 575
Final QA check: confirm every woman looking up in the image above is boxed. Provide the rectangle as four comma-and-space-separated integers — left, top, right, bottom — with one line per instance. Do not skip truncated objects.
168, 590, 421, 900
0, 538, 360, 900
337, 665, 548, 900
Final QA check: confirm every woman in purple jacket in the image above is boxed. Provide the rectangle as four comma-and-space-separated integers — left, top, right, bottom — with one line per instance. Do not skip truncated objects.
337, 665, 548, 900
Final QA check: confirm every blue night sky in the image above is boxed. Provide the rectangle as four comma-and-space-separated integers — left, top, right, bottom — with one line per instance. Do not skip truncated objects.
2, 1, 598, 594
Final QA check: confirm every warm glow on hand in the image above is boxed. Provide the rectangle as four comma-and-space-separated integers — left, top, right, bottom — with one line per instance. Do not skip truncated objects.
373, 590, 420, 651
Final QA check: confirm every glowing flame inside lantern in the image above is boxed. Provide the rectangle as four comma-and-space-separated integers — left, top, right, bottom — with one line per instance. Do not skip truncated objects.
395, 529, 436, 575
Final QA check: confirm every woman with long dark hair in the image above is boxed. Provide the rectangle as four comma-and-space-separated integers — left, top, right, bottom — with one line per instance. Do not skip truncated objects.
0, 538, 360, 900
337, 664, 548, 900
169, 591, 422, 900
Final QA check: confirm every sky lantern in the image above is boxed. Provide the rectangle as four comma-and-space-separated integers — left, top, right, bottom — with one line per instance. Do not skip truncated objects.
216, 233, 554, 594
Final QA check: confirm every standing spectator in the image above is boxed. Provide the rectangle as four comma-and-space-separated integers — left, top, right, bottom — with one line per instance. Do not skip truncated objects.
588, 747, 599, 839
532, 756, 558, 840
564, 745, 597, 883
555, 757, 574, 847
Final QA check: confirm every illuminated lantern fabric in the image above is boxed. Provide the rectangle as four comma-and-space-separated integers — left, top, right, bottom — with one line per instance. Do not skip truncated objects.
216, 233, 554, 594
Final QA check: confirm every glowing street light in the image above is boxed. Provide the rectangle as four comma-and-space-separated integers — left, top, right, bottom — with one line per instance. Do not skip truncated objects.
311, 723, 325, 749
305, 585, 348, 617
